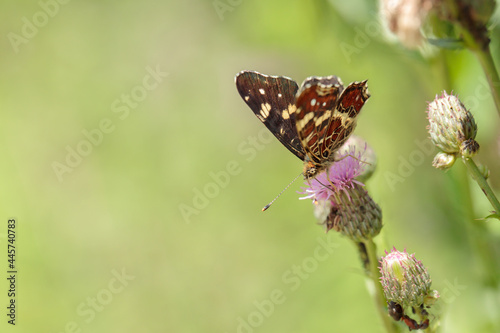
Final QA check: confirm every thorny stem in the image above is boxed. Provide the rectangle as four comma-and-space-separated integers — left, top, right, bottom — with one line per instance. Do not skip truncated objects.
450, 164, 500, 288
361, 239, 399, 333
462, 157, 500, 220
471, 46, 500, 118
443, 0, 500, 118
460, 158, 500, 288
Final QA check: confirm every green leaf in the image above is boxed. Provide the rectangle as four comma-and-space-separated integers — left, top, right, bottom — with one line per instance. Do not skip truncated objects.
427, 38, 465, 50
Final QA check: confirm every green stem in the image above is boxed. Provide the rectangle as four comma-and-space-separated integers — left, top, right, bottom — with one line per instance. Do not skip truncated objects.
361, 239, 399, 333
462, 156, 500, 217
449, 164, 500, 287
472, 45, 500, 118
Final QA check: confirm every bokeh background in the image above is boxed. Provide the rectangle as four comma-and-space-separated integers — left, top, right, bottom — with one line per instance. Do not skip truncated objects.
1, 1, 500, 332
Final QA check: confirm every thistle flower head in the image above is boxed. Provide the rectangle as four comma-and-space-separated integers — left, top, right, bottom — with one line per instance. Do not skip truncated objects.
300, 141, 382, 240
334, 135, 377, 183
427, 91, 479, 157
313, 185, 383, 240
299, 146, 366, 202
380, 248, 439, 309
380, 0, 435, 49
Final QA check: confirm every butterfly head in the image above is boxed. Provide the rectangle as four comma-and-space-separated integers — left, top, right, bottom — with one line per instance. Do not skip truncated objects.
303, 160, 321, 180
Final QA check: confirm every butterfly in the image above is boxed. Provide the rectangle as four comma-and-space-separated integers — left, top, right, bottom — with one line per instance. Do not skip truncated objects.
235, 70, 370, 180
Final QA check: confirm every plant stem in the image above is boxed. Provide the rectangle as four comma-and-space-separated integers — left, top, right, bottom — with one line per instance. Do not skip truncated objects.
361, 239, 399, 333
442, 0, 500, 117
449, 164, 500, 287
472, 45, 500, 118
462, 156, 500, 218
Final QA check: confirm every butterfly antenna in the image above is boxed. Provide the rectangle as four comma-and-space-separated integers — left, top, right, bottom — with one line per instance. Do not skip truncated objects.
262, 172, 303, 211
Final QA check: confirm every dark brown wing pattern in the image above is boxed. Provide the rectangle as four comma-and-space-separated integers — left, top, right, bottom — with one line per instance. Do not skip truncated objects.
235, 71, 305, 160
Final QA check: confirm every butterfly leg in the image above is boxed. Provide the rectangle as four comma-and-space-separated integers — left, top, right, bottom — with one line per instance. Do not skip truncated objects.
325, 167, 339, 193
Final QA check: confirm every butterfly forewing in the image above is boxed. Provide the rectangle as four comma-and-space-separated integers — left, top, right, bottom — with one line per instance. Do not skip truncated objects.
235, 71, 305, 160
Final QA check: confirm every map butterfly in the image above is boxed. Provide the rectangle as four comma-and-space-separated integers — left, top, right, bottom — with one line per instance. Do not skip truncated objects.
235, 70, 370, 180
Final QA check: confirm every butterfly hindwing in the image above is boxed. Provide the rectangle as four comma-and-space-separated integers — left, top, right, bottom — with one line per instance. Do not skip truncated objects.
235, 71, 305, 160
320, 80, 370, 161
294, 76, 370, 178
294, 76, 344, 166
337, 80, 370, 117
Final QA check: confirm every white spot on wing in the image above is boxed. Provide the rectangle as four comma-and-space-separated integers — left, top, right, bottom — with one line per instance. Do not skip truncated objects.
282, 109, 290, 119
244, 96, 250, 101
311, 99, 316, 106
259, 88, 265, 95
260, 103, 271, 119
278, 93, 282, 98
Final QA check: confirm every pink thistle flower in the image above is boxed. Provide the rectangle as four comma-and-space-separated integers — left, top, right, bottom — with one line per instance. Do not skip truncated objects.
299, 137, 382, 240
299, 145, 367, 202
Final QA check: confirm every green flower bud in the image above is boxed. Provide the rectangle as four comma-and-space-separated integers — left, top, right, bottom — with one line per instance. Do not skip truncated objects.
313, 184, 382, 241
427, 91, 479, 156
460, 138, 480, 157
380, 248, 438, 309
432, 152, 456, 170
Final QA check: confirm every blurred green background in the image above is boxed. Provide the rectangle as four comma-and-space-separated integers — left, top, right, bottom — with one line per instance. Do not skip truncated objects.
1, 0, 500, 332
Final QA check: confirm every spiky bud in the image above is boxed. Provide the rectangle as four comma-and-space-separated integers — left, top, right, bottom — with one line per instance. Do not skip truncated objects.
301, 143, 382, 241
427, 91, 479, 157
460, 138, 480, 158
380, 248, 439, 309
313, 184, 383, 240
